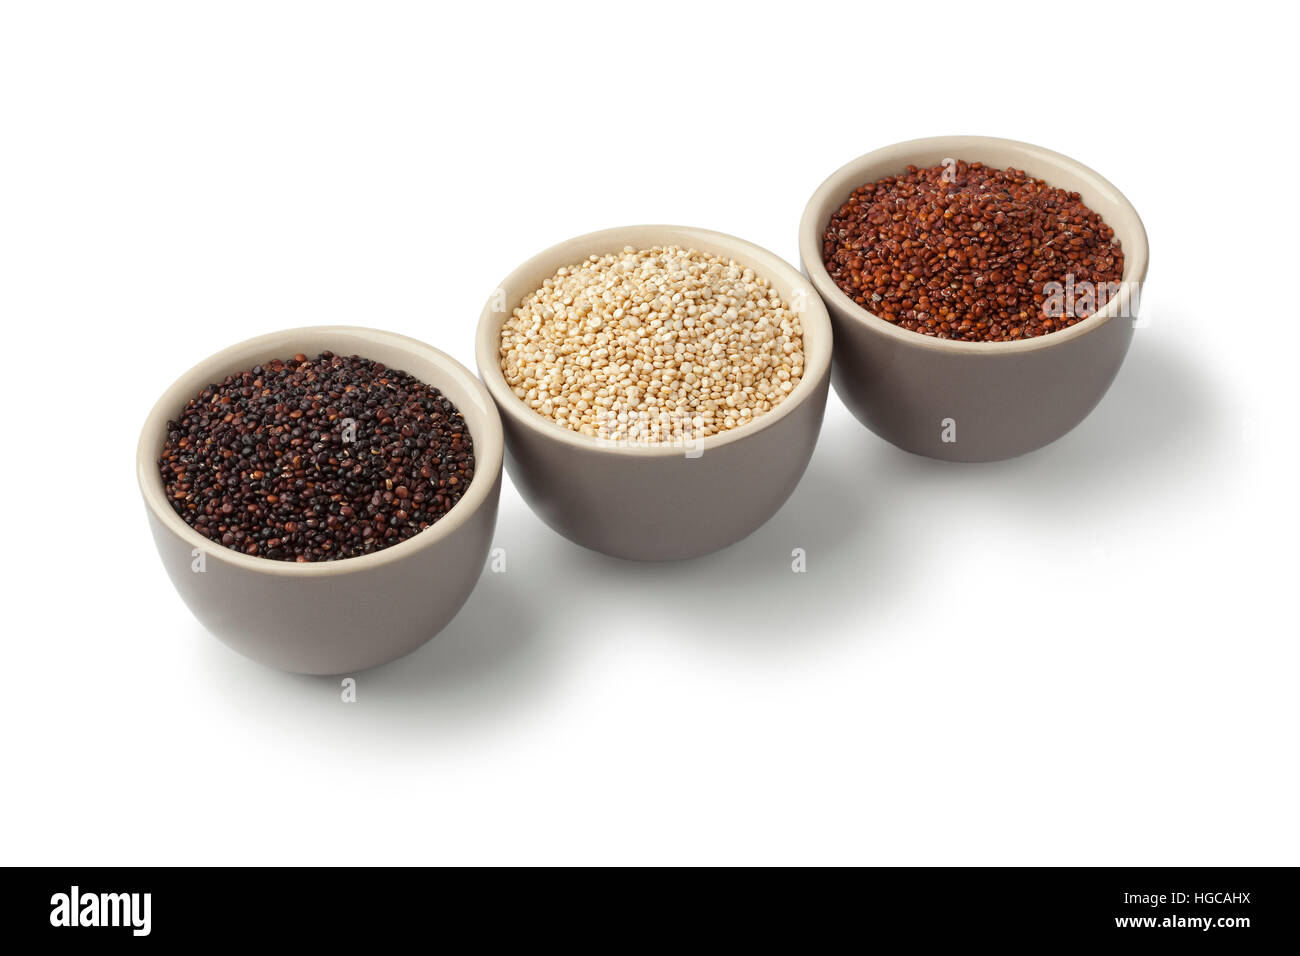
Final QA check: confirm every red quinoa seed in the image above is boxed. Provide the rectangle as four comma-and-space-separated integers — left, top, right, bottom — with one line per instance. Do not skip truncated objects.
822, 161, 1124, 342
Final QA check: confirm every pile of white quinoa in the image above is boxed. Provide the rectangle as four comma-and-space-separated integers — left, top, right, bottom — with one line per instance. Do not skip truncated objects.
499, 245, 805, 442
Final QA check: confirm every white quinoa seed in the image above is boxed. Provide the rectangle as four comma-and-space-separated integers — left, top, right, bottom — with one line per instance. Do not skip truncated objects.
500, 246, 805, 442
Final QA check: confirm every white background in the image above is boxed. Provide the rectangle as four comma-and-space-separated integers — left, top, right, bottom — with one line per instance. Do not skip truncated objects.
2, 1, 1295, 865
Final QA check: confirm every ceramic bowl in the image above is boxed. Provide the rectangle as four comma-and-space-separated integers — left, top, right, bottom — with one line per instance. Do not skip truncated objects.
799, 135, 1149, 462
137, 326, 504, 674
475, 225, 833, 561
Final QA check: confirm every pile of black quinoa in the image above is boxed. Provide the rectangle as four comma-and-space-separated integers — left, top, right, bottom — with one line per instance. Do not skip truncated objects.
159, 352, 474, 562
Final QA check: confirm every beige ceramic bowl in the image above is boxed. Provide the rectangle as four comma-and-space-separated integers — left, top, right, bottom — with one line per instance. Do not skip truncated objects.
800, 135, 1149, 462
137, 326, 504, 674
476, 225, 833, 561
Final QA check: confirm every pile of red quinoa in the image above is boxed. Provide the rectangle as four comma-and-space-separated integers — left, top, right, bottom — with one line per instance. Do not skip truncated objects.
159, 352, 474, 562
822, 160, 1124, 342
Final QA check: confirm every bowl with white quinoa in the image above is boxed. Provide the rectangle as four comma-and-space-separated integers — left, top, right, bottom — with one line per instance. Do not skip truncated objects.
476, 225, 832, 560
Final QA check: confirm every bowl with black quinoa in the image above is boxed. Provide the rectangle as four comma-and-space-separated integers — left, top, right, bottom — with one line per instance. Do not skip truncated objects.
799, 135, 1149, 461
137, 326, 503, 674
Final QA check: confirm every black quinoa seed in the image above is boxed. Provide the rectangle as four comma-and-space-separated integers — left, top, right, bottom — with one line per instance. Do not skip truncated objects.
159, 351, 475, 562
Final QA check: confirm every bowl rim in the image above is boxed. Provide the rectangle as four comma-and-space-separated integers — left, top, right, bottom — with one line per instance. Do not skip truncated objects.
798, 134, 1150, 355
136, 325, 504, 578
475, 223, 833, 458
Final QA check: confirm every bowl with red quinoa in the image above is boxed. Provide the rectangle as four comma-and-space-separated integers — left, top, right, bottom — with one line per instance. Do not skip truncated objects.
475, 225, 833, 560
137, 326, 503, 674
799, 136, 1148, 461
